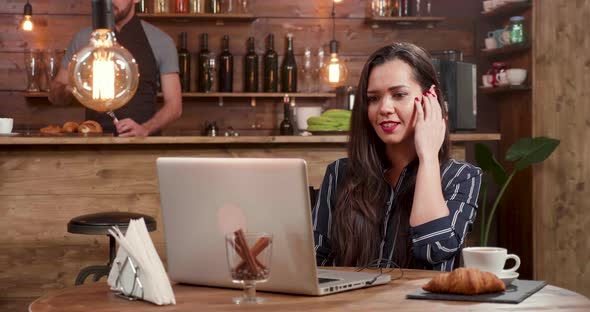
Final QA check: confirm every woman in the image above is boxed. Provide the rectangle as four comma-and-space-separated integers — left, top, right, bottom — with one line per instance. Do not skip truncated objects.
312, 43, 481, 271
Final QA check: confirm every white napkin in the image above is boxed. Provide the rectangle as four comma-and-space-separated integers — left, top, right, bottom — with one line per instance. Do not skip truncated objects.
107, 218, 176, 305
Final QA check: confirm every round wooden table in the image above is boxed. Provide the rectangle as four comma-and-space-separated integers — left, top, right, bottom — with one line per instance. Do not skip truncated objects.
29, 269, 590, 311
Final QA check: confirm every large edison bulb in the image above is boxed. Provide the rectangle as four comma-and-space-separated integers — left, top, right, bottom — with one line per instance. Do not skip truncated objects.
21, 15, 33, 31
68, 29, 139, 112
321, 53, 349, 88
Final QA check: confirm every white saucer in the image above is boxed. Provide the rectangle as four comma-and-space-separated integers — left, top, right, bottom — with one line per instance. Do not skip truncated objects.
497, 271, 519, 286
0, 132, 18, 136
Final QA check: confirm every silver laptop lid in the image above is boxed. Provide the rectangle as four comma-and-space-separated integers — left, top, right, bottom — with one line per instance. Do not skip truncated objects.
157, 157, 320, 295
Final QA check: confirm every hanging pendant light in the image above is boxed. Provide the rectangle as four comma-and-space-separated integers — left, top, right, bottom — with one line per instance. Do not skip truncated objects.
68, 0, 139, 113
21, 1, 34, 31
321, 0, 348, 88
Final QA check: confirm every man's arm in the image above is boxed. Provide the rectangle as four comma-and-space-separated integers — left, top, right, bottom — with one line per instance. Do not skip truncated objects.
48, 67, 74, 106
116, 73, 182, 137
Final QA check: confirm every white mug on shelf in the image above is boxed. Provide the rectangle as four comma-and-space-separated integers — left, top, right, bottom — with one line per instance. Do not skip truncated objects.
485, 37, 498, 50
0, 118, 14, 134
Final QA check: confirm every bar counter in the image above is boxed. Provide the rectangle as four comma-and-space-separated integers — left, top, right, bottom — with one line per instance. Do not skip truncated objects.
0, 133, 498, 306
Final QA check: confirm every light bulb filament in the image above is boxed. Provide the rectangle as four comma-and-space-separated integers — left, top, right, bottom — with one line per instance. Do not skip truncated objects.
92, 50, 115, 101
328, 57, 341, 83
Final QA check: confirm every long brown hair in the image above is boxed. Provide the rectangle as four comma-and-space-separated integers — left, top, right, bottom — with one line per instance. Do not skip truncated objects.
330, 43, 451, 267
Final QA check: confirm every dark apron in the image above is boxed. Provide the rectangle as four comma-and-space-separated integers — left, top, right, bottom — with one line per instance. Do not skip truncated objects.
86, 14, 159, 135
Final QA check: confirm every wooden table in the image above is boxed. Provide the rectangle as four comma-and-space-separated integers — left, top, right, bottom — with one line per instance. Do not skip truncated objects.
29, 269, 590, 311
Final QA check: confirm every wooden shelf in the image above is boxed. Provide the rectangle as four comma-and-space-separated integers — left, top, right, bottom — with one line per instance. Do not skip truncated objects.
22, 92, 336, 99
481, 42, 531, 58
137, 13, 256, 22
161, 92, 336, 98
20, 91, 49, 98
366, 16, 445, 28
482, 1, 531, 19
479, 85, 531, 94
0, 133, 500, 145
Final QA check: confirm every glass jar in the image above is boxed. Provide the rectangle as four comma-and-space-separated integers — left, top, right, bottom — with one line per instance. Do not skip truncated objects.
509, 16, 525, 44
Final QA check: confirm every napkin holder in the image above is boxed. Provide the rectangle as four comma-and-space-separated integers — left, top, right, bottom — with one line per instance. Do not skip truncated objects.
111, 255, 144, 301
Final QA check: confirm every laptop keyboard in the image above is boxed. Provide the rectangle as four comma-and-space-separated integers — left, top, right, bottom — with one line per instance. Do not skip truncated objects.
318, 277, 339, 284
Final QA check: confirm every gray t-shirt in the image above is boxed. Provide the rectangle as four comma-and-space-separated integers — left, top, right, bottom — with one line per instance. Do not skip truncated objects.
62, 20, 179, 78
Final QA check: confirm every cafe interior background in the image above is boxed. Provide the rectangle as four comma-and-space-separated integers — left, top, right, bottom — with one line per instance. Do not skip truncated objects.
0, 0, 588, 310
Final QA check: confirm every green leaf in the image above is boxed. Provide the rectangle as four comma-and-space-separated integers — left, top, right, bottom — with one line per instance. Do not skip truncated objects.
474, 143, 507, 185
506, 137, 560, 171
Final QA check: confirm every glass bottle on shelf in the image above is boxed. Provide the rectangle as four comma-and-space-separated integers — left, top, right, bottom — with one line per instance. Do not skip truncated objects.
206, 0, 221, 13
176, 0, 189, 13
371, 0, 391, 17
178, 32, 191, 92
135, 0, 147, 13
279, 95, 294, 135
244, 37, 259, 92
263, 33, 278, 92
426, 0, 432, 15
509, 16, 525, 44
190, 0, 203, 13
198, 33, 213, 92
281, 34, 297, 93
313, 47, 325, 92
154, 0, 170, 13
219, 35, 234, 92
300, 47, 313, 93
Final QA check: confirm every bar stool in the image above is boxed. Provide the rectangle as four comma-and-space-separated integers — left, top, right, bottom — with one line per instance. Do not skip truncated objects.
67, 211, 157, 285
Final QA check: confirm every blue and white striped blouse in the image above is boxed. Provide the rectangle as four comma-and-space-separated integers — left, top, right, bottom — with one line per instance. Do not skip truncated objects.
312, 158, 482, 272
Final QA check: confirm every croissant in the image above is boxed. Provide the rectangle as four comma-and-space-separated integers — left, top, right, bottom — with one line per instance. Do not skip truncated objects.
423, 267, 506, 295
40, 125, 62, 134
78, 120, 103, 135
61, 121, 79, 133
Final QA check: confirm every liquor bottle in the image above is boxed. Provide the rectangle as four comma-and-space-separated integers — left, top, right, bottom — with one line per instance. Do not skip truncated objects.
135, 0, 147, 13
281, 34, 297, 93
198, 33, 213, 92
263, 33, 278, 92
219, 35, 234, 92
244, 37, 259, 92
279, 95, 294, 135
178, 32, 191, 92
176, 0, 188, 13
206, 0, 221, 13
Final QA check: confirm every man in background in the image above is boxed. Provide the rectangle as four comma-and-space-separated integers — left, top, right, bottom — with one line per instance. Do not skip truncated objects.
50, 0, 182, 136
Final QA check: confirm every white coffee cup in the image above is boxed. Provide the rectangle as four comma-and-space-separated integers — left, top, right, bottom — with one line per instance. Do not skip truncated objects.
462, 247, 520, 276
0, 118, 13, 134
295, 106, 322, 130
484, 37, 497, 50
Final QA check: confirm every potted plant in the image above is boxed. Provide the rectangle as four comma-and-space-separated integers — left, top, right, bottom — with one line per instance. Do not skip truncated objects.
474, 137, 560, 246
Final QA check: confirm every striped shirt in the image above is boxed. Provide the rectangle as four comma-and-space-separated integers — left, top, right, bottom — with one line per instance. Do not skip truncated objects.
312, 158, 482, 271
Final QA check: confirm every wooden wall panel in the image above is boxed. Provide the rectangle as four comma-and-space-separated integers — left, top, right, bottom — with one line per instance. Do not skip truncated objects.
533, 0, 590, 297
0, 144, 346, 303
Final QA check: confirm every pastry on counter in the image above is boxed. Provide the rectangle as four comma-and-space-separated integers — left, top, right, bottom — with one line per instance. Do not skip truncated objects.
422, 267, 506, 295
77, 120, 103, 134
61, 121, 79, 133
40, 125, 62, 134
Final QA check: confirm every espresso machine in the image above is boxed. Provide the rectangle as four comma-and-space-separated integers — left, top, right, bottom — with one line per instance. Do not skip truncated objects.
431, 50, 477, 131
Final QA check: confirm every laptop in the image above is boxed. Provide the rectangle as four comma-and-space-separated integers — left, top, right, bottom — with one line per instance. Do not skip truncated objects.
156, 157, 390, 296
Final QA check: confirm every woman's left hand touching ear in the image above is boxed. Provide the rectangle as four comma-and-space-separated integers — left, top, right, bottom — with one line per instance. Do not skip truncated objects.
413, 85, 446, 162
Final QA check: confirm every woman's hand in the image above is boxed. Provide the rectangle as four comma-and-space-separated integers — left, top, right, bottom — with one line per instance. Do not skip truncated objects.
414, 85, 446, 162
